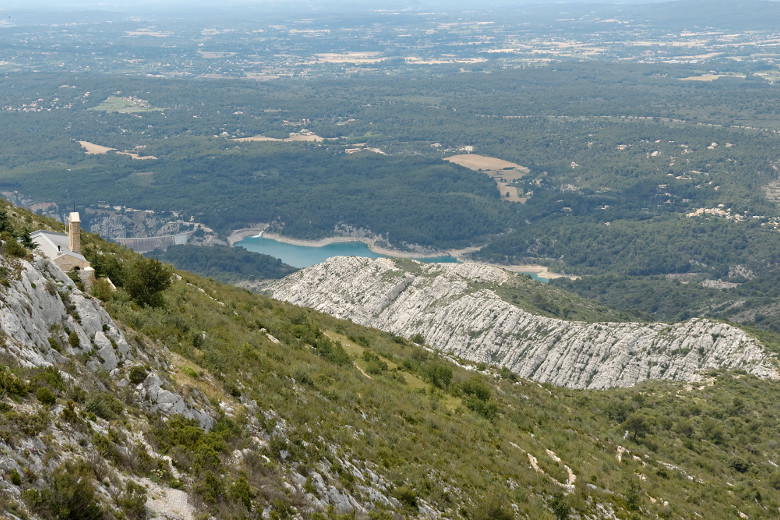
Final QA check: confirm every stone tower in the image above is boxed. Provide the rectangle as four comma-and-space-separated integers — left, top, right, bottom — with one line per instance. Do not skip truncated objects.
68, 211, 81, 254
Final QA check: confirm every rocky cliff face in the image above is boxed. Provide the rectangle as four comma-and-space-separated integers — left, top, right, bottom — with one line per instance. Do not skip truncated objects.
268, 257, 779, 389
0, 251, 213, 428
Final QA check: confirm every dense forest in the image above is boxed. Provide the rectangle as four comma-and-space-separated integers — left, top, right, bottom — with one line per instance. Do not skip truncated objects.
0, 62, 778, 330
148, 244, 297, 283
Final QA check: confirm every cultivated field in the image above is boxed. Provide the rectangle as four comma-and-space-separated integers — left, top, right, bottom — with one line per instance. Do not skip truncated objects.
445, 154, 530, 202
233, 131, 325, 143
79, 141, 115, 155
78, 140, 158, 160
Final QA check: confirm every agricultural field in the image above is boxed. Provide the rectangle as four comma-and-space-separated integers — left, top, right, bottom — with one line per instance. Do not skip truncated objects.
445, 154, 530, 202
88, 96, 163, 114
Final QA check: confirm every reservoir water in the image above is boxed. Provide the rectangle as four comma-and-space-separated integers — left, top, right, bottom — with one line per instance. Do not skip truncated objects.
236, 235, 547, 282
237, 236, 457, 269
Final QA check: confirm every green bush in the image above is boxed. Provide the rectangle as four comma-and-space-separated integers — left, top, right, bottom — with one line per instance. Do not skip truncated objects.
48, 337, 62, 352
182, 366, 200, 379
461, 377, 491, 401
90, 278, 114, 301
2, 232, 27, 258
0, 368, 28, 396
68, 331, 80, 349
85, 392, 124, 420
550, 491, 570, 520
9, 469, 21, 486
195, 470, 223, 504
391, 484, 417, 508
117, 481, 147, 520
230, 475, 253, 511
423, 362, 453, 389
36, 386, 56, 405
128, 366, 148, 385
29, 461, 103, 520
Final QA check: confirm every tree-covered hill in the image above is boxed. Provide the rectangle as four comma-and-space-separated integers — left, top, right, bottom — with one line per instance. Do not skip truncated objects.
147, 244, 297, 284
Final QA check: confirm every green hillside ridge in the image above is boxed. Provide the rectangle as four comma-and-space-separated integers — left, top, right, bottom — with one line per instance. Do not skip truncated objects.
0, 201, 779, 519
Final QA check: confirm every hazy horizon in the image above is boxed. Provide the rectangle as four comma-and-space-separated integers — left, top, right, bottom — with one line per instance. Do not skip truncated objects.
0, 0, 710, 12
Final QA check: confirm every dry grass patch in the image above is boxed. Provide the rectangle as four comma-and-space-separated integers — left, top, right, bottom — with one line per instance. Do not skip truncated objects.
445, 154, 530, 202
233, 131, 326, 143
679, 73, 731, 82
79, 141, 115, 155
324, 331, 461, 411
78, 140, 158, 160
169, 352, 238, 408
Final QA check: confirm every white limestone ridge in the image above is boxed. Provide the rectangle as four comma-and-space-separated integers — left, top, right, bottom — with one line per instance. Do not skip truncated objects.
268, 257, 779, 389
0, 250, 213, 428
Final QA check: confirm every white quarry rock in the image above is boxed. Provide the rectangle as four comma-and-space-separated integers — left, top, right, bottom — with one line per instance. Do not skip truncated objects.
269, 257, 779, 389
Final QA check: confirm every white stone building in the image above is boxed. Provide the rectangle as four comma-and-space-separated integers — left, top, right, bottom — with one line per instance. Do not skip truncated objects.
31, 212, 95, 286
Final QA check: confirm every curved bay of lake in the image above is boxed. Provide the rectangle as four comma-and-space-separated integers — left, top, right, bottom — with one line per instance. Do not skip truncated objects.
236, 235, 547, 282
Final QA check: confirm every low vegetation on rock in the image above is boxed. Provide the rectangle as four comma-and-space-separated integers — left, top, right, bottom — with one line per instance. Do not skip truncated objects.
0, 202, 778, 519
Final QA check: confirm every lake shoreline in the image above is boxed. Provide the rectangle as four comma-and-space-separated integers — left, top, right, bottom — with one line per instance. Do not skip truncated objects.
236, 229, 577, 280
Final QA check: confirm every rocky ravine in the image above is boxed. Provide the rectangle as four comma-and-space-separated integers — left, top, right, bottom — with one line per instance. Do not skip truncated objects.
268, 257, 779, 389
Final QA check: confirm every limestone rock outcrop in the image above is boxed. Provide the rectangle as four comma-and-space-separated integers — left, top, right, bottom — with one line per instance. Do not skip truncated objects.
268, 257, 779, 389
0, 251, 213, 428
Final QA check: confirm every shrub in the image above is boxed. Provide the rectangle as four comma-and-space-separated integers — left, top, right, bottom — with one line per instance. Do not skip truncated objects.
90, 278, 114, 301
230, 475, 253, 511
68, 331, 80, 349
423, 362, 453, 389
9, 469, 21, 486
117, 481, 147, 520
473, 496, 514, 520
36, 386, 56, 405
461, 377, 491, 401
30, 461, 103, 520
85, 392, 124, 420
48, 337, 62, 353
2, 232, 27, 258
392, 484, 417, 508
769, 472, 780, 490
314, 337, 350, 365
0, 368, 28, 396
195, 470, 223, 504
550, 491, 570, 520
729, 457, 750, 474
182, 366, 200, 379
128, 366, 148, 385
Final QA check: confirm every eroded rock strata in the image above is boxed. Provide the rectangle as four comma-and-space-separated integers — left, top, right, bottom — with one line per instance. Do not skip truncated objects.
269, 257, 778, 389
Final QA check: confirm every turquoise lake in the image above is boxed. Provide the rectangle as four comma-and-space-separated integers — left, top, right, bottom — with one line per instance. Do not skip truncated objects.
236, 236, 457, 269
236, 235, 547, 282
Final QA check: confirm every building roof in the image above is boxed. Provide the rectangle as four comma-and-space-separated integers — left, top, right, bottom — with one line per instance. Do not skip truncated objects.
30, 230, 87, 263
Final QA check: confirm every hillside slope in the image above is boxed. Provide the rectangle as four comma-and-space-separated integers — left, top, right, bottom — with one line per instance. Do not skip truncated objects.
0, 203, 779, 519
268, 257, 778, 389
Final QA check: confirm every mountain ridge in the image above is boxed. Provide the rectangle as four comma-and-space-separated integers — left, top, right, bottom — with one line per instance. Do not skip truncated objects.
268, 256, 779, 389
1, 202, 779, 519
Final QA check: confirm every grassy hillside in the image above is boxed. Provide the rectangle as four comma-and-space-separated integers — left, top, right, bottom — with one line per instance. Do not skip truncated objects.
0, 201, 778, 519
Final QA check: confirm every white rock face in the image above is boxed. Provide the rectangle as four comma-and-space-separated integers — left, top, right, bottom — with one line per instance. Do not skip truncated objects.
269, 257, 779, 389
0, 252, 213, 428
